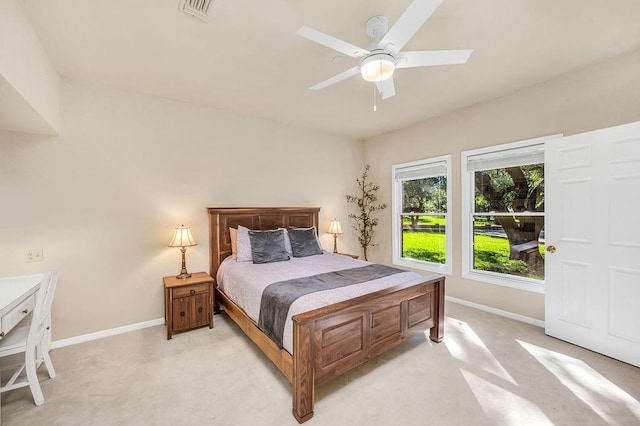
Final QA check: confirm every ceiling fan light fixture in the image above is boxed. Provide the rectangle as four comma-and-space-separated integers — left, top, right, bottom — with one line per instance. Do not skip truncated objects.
360, 53, 396, 82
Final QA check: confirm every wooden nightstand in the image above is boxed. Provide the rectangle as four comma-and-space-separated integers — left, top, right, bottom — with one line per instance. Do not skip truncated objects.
336, 252, 359, 259
164, 272, 214, 340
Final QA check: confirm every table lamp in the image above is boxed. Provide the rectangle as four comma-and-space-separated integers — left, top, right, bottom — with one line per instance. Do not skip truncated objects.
327, 219, 343, 254
168, 225, 197, 279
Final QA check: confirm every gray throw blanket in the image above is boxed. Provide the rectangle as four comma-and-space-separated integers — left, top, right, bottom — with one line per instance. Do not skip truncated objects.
258, 264, 405, 348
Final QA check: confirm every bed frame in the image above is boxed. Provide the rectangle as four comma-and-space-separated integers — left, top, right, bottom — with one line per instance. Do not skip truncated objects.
207, 207, 445, 423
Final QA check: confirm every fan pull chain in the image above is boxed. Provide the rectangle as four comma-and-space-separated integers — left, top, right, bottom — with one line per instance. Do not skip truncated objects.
373, 57, 383, 112
373, 83, 377, 112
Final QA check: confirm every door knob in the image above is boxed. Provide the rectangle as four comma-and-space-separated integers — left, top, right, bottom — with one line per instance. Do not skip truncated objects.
546, 245, 556, 253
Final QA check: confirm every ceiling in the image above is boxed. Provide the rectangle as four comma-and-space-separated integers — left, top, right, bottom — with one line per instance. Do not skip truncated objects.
16, 0, 640, 140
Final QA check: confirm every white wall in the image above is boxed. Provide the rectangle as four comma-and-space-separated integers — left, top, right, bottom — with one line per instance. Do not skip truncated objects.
0, 0, 60, 134
363, 48, 640, 321
0, 79, 362, 340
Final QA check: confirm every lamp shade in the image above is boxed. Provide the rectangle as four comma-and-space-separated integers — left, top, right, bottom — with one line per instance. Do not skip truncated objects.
328, 219, 343, 235
168, 225, 197, 247
360, 53, 396, 82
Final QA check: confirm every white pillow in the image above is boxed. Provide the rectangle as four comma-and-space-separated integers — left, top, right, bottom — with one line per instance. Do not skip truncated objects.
235, 225, 253, 262
229, 227, 238, 259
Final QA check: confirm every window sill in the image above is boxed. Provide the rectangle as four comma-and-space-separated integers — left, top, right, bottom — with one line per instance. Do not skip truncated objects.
393, 257, 451, 276
463, 270, 545, 294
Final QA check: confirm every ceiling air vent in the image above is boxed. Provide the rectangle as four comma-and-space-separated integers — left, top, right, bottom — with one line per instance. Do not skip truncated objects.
178, 0, 213, 22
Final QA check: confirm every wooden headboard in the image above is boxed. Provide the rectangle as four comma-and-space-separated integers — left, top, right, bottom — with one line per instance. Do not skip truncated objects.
207, 207, 320, 281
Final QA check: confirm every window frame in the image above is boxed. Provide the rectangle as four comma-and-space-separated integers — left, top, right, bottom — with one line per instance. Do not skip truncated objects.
461, 135, 560, 294
392, 155, 452, 275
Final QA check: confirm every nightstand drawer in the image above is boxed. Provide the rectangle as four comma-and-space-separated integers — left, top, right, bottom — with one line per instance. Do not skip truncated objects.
1, 293, 35, 335
173, 283, 210, 298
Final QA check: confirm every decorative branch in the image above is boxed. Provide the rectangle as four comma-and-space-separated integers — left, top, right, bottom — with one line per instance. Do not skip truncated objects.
346, 165, 387, 261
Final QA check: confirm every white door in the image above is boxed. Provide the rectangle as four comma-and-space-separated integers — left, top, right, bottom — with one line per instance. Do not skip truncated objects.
545, 121, 640, 367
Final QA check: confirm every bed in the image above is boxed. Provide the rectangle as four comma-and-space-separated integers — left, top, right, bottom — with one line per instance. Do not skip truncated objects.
207, 207, 445, 423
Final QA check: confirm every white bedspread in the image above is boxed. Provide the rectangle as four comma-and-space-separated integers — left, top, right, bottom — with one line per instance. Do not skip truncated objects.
217, 252, 436, 353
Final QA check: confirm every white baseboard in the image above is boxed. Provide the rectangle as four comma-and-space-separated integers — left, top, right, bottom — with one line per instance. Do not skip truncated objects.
51, 317, 164, 349
50, 297, 543, 349
446, 296, 545, 328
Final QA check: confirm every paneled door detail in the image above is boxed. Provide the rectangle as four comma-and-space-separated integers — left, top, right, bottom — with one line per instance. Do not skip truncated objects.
546, 121, 640, 367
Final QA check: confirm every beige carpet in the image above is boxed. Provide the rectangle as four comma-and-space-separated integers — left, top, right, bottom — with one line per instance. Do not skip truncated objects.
2, 302, 639, 425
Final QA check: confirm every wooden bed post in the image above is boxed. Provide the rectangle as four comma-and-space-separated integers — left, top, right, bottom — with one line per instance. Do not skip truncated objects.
292, 319, 314, 423
429, 278, 445, 343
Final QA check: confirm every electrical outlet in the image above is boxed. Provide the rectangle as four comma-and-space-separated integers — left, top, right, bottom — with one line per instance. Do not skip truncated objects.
25, 249, 44, 263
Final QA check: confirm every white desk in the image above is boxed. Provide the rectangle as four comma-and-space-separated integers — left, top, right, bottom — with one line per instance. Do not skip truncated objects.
0, 274, 42, 337
0, 273, 42, 424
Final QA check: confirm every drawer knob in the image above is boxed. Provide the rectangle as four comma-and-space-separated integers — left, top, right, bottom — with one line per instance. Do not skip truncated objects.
0, 332, 4, 338
198, 307, 203, 313
190, 289, 196, 295
22, 309, 28, 314
180, 311, 185, 317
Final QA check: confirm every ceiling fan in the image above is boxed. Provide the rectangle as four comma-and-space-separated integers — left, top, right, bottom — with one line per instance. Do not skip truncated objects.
296, 0, 472, 100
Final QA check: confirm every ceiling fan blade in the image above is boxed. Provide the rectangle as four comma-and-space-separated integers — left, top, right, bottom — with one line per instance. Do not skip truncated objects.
397, 49, 473, 68
375, 77, 396, 100
309, 66, 361, 91
296, 26, 370, 58
377, 0, 443, 53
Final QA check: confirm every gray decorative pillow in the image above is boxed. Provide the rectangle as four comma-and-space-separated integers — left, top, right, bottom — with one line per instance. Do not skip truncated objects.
288, 227, 323, 257
248, 229, 290, 264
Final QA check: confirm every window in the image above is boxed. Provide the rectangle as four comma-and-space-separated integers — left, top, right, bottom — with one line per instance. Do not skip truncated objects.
392, 155, 452, 274
462, 136, 555, 293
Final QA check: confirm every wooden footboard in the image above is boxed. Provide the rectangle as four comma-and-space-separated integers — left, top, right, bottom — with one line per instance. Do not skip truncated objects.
290, 276, 444, 422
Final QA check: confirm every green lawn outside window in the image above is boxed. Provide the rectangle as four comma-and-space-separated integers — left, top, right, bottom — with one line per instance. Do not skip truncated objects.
401, 231, 544, 279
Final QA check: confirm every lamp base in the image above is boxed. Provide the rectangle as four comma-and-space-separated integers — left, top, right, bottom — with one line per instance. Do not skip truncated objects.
176, 247, 192, 279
